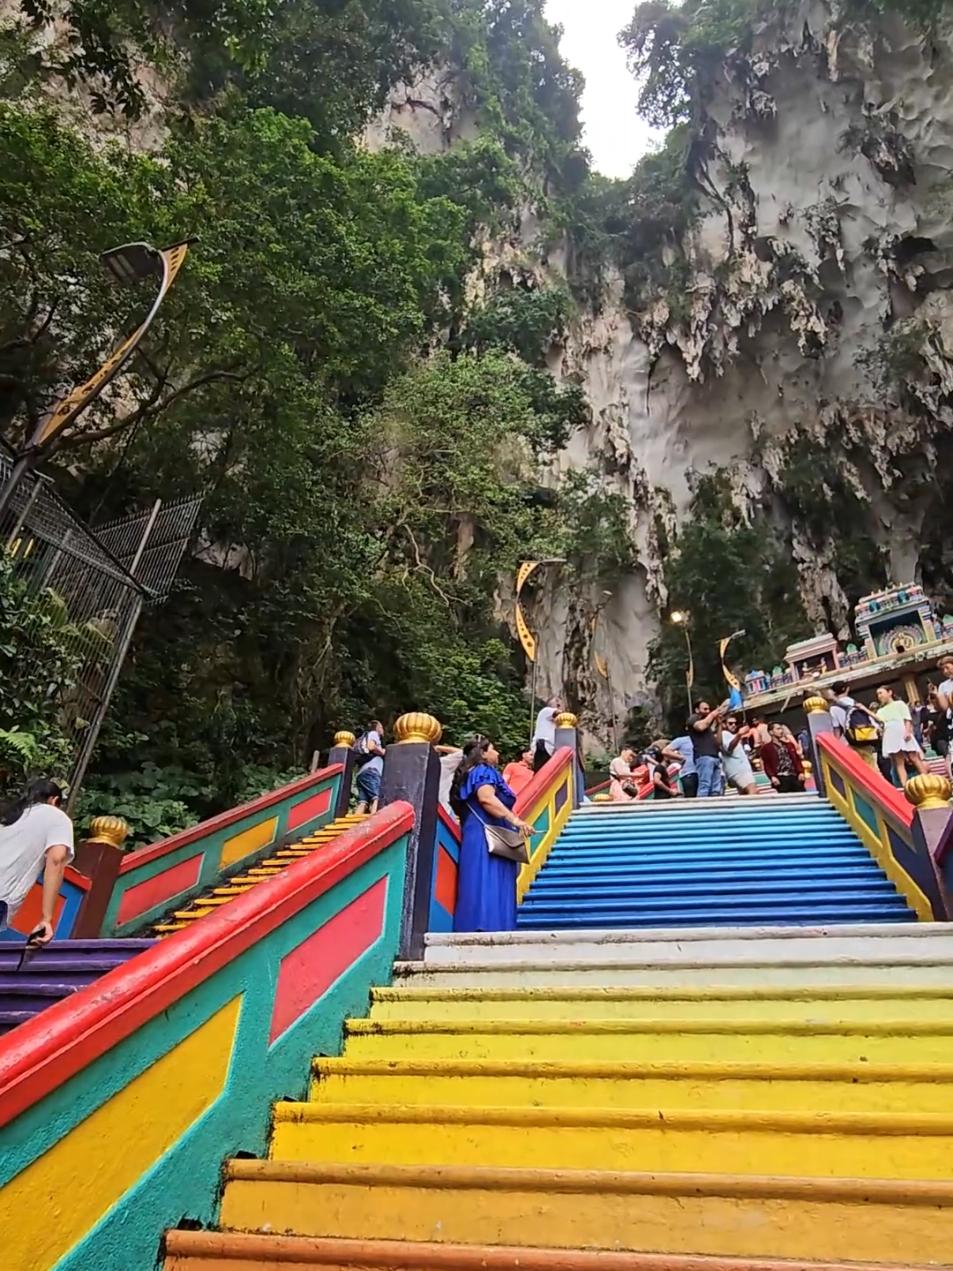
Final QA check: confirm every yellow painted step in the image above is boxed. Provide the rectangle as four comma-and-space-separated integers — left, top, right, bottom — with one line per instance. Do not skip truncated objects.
343, 1017, 953, 1064
218, 1160, 953, 1263
269, 1101, 953, 1180
310, 1057, 953, 1115
368, 986, 953, 1023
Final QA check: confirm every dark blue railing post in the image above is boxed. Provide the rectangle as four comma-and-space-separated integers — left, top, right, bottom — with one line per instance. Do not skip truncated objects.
378, 712, 442, 960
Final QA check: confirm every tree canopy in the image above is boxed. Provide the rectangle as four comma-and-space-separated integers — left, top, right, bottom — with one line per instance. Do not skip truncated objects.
0, 0, 644, 831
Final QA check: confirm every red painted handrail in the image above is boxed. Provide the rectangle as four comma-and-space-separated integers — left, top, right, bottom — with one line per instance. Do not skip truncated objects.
514, 747, 573, 818
816, 733, 913, 828
0, 801, 413, 1130
118, 765, 344, 875
63, 865, 91, 892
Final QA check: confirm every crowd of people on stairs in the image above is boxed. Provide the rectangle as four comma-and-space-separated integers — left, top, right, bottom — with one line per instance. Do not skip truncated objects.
606, 707, 808, 803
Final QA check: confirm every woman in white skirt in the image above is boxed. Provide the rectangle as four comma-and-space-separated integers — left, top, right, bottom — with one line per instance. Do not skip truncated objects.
875, 685, 928, 786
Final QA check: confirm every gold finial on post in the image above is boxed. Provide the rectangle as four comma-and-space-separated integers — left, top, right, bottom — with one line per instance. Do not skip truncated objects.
393, 712, 443, 745
554, 712, 579, 729
86, 815, 130, 849
333, 730, 356, 748
803, 696, 829, 715
904, 774, 953, 811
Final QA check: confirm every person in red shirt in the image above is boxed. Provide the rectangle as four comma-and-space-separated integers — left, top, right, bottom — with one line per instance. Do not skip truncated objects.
502, 751, 535, 797
760, 721, 806, 794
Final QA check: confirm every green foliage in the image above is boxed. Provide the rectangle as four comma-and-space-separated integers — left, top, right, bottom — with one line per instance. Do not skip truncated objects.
855, 318, 933, 398
465, 283, 573, 366
554, 127, 699, 313
619, 0, 758, 130
0, 0, 622, 803
646, 470, 807, 728
618, 0, 953, 140
0, 554, 111, 789
447, 0, 585, 184
775, 439, 887, 609
10, 0, 448, 129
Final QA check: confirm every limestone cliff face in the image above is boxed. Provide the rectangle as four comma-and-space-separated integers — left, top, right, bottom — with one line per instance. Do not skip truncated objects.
525, 2, 953, 737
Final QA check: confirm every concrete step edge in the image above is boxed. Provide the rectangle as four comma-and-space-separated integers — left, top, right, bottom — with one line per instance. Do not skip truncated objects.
344, 1017, 953, 1037
222, 1158, 953, 1205
311, 1056, 953, 1082
162, 1230, 945, 1271
370, 985, 953, 1003
270, 1100, 953, 1136
395, 957, 953, 974
423, 923, 937, 946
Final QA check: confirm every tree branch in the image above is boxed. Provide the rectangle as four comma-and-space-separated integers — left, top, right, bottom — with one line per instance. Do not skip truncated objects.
404, 524, 452, 606
55, 367, 247, 450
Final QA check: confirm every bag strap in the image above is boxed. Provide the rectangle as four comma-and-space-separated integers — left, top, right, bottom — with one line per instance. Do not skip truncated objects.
467, 798, 522, 836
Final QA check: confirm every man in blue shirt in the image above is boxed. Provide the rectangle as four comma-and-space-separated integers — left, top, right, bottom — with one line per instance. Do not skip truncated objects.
668, 733, 697, 798
354, 721, 386, 814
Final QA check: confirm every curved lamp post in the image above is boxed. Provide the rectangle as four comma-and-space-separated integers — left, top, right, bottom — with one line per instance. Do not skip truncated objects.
670, 609, 694, 714
515, 557, 566, 741
0, 239, 192, 521
591, 590, 616, 748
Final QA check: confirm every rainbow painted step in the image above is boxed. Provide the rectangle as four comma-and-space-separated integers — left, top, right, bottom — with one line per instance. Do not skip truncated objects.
152, 814, 367, 935
0, 939, 154, 1036
202, 923, 953, 1270
518, 798, 915, 928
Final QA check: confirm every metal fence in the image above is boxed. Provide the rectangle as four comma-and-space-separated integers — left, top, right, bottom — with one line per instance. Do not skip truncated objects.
0, 444, 202, 805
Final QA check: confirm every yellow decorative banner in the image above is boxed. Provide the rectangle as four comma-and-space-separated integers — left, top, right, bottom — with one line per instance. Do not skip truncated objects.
38, 242, 190, 447
719, 632, 744, 692
516, 601, 537, 663
516, 560, 541, 596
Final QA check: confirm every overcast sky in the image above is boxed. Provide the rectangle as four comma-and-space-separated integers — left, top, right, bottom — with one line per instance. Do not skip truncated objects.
544, 0, 661, 178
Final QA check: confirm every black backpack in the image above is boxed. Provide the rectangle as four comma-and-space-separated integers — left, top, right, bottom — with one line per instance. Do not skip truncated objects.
352, 732, 374, 766
839, 700, 879, 746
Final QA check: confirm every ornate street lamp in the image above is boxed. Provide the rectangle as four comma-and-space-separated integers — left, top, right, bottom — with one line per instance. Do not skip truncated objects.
0, 239, 192, 521
669, 610, 694, 714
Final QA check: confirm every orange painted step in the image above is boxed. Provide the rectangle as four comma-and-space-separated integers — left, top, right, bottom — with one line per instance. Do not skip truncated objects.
162, 1232, 939, 1271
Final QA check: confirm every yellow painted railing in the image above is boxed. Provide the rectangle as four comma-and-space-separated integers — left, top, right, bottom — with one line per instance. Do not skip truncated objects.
817, 734, 948, 921
515, 746, 575, 902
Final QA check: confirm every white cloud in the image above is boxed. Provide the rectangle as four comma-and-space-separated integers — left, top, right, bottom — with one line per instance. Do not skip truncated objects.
544, 0, 662, 178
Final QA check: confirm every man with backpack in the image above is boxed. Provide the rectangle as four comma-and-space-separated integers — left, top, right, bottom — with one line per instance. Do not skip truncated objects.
353, 720, 386, 814
828, 682, 880, 770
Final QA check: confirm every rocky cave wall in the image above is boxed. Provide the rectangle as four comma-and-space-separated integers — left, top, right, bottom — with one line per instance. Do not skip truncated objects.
506, 1, 953, 739
17, 3, 953, 745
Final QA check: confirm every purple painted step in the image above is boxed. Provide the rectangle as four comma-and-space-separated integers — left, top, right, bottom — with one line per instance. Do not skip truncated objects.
0, 937, 156, 1037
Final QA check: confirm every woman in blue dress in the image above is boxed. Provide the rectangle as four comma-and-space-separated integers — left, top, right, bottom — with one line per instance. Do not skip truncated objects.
450, 738, 536, 933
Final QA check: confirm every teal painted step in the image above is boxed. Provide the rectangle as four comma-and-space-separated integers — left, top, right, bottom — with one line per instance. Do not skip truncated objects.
518, 798, 916, 930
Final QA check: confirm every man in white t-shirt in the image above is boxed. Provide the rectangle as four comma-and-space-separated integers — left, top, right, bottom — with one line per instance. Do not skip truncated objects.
0, 779, 74, 943
531, 697, 563, 772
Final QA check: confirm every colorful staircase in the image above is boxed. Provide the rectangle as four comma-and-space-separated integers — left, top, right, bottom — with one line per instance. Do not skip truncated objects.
518, 794, 916, 929
163, 924, 953, 1270
151, 813, 366, 935
0, 937, 154, 1036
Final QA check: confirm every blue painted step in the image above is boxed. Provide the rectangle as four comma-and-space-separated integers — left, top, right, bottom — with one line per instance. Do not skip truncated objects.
517, 799, 916, 929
